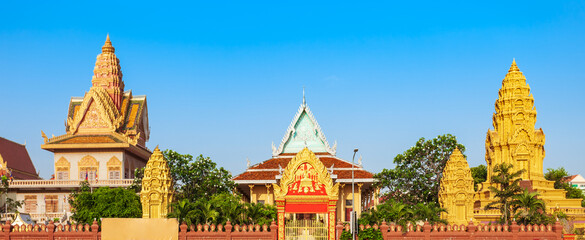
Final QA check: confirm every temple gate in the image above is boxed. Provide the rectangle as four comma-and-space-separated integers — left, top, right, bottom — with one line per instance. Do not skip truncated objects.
273, 148, 339, 240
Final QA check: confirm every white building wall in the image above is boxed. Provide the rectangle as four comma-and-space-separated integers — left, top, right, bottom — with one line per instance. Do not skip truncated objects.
54, 151, 125, 180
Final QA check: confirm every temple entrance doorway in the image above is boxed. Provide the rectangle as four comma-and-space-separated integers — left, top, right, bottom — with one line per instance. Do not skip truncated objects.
284, 213, 328, 240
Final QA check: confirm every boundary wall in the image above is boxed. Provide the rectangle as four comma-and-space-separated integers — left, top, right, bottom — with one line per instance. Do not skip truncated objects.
335, 221, 564, 240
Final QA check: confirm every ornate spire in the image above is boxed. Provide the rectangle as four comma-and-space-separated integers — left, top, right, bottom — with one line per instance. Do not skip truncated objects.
485, 59, 545, 181
508, 58, 519, 72
439, 147, 474, 225
92, 34, 124, 110
102, 34, 115, 53
141, 145, 173, 218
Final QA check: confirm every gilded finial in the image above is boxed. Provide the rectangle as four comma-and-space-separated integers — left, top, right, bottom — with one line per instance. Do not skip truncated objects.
154, 145, 160, 152
302, 87, 306, 106
508, 58, 519, 72
102, 34, 115, 53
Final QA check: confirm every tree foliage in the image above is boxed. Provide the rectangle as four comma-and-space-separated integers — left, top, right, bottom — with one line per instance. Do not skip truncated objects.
358, 199, 446, 227
164, 150, 236, 201
69, 182, 142, 224
511, 189, 553, 225
544, 167, 570, 189
168, 193, 276, 226
471, 164, 487, 191
485, 163, 525, 225
544, 167, 585, 207
374, 134, 465, 204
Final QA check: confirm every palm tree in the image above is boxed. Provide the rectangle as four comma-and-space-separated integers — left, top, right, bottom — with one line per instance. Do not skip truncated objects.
413, 202, 447, 225
168, 199, 196, 225
485, 163, 525, 225
376, 200, 414, 227
195, 200, 219, 225
511, 189, 546, 225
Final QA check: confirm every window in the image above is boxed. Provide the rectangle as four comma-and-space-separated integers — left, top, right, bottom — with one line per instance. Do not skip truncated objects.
57, 171, 69, 180
257, 200, 265, 204
24, 195, 37, 213
109, 170, 121, 179
45, 195, 59, 213
79, 169, 97, 180
346, 200, 353, 206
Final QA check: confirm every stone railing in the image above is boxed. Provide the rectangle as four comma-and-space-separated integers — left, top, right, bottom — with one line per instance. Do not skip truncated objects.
0, 220, 100, 240
178, 221, 278, 240
9, 179, 133, 188
336, 221, 563, 240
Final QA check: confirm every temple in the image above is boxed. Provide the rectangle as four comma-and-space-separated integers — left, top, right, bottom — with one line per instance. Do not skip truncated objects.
233, 100, 377, 240
4, 35, 151, 222
439, 60, 585, 225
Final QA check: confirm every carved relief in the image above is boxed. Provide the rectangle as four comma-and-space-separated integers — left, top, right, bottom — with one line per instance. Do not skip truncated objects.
273, 148, 339, 200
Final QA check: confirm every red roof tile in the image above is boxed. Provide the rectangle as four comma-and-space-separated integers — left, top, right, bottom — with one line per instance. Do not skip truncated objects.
0, 137, 40, 180
234, 154, 373, 181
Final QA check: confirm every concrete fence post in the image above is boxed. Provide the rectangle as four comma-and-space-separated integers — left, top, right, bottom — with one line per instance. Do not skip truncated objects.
379, 221, 389, 240
91, 220, 99, 240
47, 220, 55, 240
3, 220, 11, 240
179, 222, 188, 240
225, 221, 233, 240
270, 221, 278, 240
423, 221, 431, 240
467, 221, 477, 240
510, 221, 519, 240
553, 221, 562, 240
335, 222, 344, 240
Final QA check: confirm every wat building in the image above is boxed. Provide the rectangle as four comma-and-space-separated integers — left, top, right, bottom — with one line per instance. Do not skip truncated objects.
5, 35, 151, 222
233, 100, 377, 240
440, 60, 585, 225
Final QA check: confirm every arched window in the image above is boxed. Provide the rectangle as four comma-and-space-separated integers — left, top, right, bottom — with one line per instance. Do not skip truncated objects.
55, 157, 70, 180
78, 155, 99, 180
107, 156, 122, 179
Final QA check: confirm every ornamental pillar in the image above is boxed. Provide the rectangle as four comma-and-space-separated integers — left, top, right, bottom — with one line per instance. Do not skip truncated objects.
248, 185, 255, 203
265, 184, 272, 205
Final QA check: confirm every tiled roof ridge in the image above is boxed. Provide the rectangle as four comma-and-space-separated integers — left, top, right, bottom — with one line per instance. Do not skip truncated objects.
0, 136, 25, 146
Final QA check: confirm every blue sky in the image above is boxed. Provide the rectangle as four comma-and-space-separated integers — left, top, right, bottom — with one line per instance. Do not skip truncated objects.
0, 1, 584, 179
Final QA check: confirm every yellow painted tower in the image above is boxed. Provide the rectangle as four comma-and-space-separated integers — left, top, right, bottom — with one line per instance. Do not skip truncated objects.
474, 60, 584, 222
141, 146, 173, 218
439, 148, 475, 225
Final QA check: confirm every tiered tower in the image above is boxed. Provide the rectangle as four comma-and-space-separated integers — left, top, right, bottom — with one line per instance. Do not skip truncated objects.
474, 60, 583, 222
91, 34, 125, 110
42, 35, 151, 182
439, 148, 475, 225
141, 146, 173, 218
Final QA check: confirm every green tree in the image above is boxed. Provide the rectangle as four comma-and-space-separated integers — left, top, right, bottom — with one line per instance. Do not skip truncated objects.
167, 199, 196, 225
164, 150, 236, 201
544, 167, 570, 189
485, 163, 525, 225
128, 167, 144, 193
374, 134, 465, 204
471, 165, 487, 191
69, 182, 142, 224
412, 202, 447, 224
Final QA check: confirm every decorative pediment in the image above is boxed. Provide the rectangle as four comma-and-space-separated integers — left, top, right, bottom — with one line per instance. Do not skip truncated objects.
67, 87, 124, 134
272, 103, 336, 156
273, 148, 339, 200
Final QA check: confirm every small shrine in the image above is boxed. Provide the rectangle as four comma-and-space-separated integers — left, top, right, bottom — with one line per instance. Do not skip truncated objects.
141, 146, 173, 218
438, 148, 475, 225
